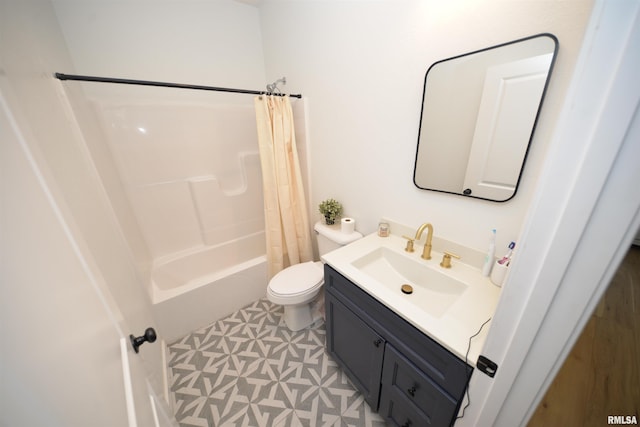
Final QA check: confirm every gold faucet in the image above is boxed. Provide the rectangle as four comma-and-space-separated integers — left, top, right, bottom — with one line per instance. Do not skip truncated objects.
414, 223, 433, 260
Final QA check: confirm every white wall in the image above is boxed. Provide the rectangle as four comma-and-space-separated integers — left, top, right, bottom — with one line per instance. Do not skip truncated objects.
53, 0, 267, 91
260, 0, 594, 253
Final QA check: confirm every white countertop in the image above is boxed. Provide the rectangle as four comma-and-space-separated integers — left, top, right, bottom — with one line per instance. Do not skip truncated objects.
322, 231, 502, 366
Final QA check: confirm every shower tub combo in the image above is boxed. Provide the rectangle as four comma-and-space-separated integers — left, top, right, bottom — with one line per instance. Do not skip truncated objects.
94, 101, 280, 342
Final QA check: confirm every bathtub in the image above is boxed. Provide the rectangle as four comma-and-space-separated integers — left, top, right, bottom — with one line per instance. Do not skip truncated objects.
151, 232, 268, 342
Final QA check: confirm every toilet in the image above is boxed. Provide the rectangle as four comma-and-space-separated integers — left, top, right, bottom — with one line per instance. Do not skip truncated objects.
267, 221, 363, 331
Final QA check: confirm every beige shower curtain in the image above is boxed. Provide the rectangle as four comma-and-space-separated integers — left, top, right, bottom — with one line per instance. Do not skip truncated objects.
254, 95, 313, 278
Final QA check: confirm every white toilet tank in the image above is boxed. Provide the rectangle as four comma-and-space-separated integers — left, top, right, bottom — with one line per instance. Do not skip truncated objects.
314, 221, 363, 256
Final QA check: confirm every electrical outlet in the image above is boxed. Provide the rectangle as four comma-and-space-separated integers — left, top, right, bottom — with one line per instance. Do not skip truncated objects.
477, 355, 498, 378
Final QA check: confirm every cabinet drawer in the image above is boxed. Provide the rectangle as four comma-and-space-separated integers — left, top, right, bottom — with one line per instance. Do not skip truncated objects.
381, 344, 458, 426
379, 385, 431, 427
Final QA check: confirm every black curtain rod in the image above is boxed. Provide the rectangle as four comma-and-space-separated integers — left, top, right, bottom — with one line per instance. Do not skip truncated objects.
54, 73, 302, 98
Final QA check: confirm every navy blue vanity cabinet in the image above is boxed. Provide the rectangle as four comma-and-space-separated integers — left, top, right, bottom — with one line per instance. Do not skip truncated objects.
324, 265, 472, 427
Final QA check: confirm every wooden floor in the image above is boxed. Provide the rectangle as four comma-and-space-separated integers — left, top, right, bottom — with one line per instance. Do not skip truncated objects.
528, 245, 640, 427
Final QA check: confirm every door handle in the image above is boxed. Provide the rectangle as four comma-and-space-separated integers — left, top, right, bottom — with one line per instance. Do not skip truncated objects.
130, 327, 157, 353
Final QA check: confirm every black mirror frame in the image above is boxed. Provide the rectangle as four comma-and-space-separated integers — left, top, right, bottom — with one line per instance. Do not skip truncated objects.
413, 33, 559, 202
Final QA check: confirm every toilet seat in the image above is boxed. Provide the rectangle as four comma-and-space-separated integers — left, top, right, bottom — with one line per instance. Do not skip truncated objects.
268, 261, 323, 298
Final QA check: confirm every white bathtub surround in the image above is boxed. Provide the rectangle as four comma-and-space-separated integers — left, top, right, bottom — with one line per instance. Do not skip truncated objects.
255, 95, 313, 278
151, 232, 266, 300
188, 152, 265, 246
95, 102, 265, 259
152, 232, 268, 341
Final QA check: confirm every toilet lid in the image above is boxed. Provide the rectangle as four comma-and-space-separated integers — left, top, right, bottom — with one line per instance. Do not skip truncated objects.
269, 261, 323, 296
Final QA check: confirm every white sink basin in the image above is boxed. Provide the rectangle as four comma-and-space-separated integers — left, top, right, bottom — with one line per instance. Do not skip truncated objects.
351, 247, 468, 318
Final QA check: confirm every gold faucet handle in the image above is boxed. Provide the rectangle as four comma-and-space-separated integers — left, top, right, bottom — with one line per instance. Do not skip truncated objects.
440, 251, 461, 268
402, 235, 415, 252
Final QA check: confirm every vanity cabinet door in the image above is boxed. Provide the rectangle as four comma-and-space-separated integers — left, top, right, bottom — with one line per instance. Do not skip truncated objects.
325, 293, 385, 409
380, 344, 458, 427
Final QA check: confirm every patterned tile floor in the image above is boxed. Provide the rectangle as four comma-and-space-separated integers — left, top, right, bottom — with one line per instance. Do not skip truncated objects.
167, 298, 387, 427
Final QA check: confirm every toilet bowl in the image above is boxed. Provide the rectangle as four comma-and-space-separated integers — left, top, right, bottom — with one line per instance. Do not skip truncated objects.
267, 221, 363, 331
267, 261, 324, 331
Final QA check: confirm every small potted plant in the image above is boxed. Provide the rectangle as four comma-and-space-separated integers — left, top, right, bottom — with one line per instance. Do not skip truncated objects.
318, 199, 343, 225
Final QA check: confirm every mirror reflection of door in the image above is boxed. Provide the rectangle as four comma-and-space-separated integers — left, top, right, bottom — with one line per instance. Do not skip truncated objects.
463, 53, 553, 200
413, 34, 558, 202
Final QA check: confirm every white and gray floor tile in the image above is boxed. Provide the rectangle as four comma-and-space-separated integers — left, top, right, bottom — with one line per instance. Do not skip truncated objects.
167, 298, 387, 427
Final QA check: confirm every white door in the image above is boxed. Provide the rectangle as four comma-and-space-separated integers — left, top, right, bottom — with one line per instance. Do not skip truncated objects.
0, 93, 176, 427
463, 53, 553, 200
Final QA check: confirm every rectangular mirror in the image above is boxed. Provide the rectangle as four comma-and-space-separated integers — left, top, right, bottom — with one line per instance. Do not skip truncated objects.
413, 34, 558, 202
